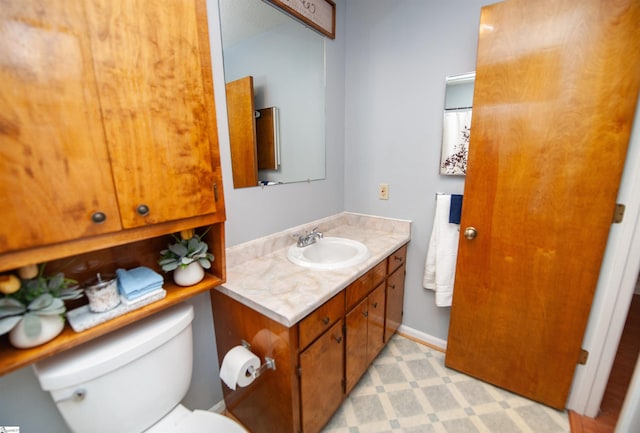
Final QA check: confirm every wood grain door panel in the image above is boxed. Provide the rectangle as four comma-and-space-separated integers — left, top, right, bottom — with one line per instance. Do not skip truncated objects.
0, 1, 123, 253
385, 266, 405, 343
446, 0, 640, 409
367, 283, 386, 365
226, 76, 259, 188
300, 320, 344, 433
346, 298, 368, 394
84, 0, 218, 227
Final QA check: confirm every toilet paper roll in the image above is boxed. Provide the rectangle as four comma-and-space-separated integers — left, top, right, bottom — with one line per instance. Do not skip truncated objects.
219, 345, 261, 391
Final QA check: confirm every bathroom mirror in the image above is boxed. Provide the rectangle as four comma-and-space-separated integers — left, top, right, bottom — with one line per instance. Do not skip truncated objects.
220, 0, 326, 188
440, 72, 475, 176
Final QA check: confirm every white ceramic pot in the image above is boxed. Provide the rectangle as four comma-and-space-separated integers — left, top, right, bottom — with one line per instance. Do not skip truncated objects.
9, 314, 65, 349
173, 262, 205, 286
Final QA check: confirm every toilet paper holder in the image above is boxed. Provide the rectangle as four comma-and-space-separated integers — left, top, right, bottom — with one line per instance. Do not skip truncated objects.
241, 340, 276, 378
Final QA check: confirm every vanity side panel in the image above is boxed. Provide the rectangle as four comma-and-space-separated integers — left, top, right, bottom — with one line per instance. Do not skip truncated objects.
210, 289, 300, 433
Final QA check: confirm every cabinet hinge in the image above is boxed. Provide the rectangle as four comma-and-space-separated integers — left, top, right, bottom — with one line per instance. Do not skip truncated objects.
296, 366, 302, 377
613, 203, 625, 223
213, 183, 219, 202
578, 349, 589, 365
341, 378, 346, 394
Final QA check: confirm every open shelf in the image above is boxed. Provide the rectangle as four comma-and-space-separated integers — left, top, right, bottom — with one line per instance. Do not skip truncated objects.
0, 274, 223, 376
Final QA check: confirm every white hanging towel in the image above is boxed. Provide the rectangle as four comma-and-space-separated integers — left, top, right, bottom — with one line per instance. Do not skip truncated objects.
423, 194, 460, 307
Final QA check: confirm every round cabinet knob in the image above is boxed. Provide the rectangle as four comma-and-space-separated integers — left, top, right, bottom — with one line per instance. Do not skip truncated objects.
91, 212, 106, 224
136, 204, 150, 216
464, 227, 478, 240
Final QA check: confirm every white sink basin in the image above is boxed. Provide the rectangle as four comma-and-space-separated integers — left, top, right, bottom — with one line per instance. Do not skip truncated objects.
287, 237, 370, 270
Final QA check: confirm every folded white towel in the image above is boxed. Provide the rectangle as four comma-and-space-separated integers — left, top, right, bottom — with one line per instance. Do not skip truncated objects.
424, 194, 460, 307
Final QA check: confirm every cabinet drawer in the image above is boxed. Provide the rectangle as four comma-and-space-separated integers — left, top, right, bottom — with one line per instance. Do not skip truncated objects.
299, 292, 345, 350
388, 244, 407, 274
346, 260, 387, 311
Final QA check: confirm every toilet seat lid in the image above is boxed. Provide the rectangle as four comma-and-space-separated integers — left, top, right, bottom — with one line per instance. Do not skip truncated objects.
146, 406, 247, 433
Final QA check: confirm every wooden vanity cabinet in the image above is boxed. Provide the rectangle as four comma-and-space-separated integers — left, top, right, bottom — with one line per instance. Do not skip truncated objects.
212, 243, 408, 433
0, 0, 224, 268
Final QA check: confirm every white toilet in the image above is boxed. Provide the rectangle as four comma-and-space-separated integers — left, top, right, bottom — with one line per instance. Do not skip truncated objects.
32, 303, 247, 433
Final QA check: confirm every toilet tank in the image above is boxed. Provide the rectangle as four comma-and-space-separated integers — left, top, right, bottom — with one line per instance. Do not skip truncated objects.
33, 303, 195, 433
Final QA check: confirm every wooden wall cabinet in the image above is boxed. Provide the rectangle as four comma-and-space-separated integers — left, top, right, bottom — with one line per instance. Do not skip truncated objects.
0, 0, 227, 377
0, 0, 225, 271
212, 243, 408, 433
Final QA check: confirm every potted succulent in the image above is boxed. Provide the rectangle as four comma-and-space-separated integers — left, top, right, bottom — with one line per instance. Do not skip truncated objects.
158, 229, 214, 286
0, 264, 83, 348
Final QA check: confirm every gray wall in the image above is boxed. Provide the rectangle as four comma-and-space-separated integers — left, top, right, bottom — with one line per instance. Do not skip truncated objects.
343, 0, 491, 340
0, 0, 494, 430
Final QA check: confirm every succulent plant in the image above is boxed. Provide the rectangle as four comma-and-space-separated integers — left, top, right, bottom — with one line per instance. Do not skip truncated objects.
158, 231, 214, 272
0, 265, 82, 339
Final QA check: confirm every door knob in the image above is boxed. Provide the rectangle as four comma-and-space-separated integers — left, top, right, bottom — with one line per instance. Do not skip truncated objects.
464, 227, 478, 240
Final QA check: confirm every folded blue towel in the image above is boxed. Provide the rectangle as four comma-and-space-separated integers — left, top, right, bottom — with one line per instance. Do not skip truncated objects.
449, 194, 463, 224
116, 267, 164, 300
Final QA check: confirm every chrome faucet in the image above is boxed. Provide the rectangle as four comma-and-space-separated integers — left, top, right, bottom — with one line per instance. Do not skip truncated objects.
294, 226, 323, 247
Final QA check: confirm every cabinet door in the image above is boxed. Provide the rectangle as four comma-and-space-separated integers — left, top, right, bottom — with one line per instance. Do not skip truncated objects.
345, 298, 368, 394
367, 283, 386, 365
300, 320, 344, 433
0, 2, 123, 254
385, 265, 405, 342
84, 0, 220, 228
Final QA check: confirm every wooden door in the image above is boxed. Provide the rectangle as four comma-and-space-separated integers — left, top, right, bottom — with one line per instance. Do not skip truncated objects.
0, 1, 123, 253
300, 320, 344, 433
346, 298, 368, 394
385, 265, 406, 343
256, 107, 279, 170
84, 0, 219, 228
446, 0, 640, 409
367, 283, 386, 365
226, 77, 259, 188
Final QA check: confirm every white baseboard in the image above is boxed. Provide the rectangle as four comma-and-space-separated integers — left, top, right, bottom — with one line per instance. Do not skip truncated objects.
398, 324, 448, 351
209, 399, 226, 414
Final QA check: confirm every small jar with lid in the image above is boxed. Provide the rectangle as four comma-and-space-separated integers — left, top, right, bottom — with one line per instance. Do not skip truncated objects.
84, 274, 120, 313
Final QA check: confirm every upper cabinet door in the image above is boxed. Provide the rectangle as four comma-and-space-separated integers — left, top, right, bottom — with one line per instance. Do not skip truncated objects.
84, 0, 219, 228
0, 2, 123, 254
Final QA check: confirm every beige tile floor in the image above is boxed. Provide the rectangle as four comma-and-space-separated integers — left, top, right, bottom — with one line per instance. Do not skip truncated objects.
321, 335, 569, 433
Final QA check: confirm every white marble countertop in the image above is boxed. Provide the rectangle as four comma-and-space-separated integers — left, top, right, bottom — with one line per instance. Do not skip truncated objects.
216, 212, 411, 327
